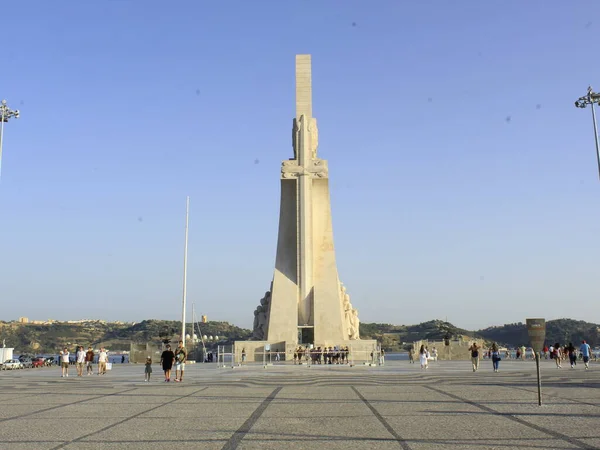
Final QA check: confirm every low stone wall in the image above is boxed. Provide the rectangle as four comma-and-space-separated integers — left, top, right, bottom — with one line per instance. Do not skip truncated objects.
412, 339, 486, 361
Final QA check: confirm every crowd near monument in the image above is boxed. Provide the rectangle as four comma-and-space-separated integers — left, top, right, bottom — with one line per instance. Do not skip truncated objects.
236, 55, 376, 361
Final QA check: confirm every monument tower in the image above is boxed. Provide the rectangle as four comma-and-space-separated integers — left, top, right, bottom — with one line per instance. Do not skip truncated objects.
240, 55, 375, 359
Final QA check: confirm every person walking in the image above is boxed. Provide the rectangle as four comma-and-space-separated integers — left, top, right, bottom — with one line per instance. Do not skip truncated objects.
490, 343, 501, 372
567, 342, 577, 368
85, 347, 95, 375
469, 342, 480, 372
160, 344, 175, 382
98, 347, 108, 375
59, 348, 70, 378
174, 340, 187, 382
580, 340, 592, 370
419, 345, 429, 369
408, 347, 415, 364
144, 357, 153, 382
553, 343, 562, 368
75, 346, 86, 377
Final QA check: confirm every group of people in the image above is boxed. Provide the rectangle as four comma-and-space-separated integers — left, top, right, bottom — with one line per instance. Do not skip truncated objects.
467, 340, 595, 372
293, 346, 351, 365
59, 346, 109, 377
545, 341, 593, 370
408, 346, 437, 368
468, 342, 502, 372
156, 341, 187, 382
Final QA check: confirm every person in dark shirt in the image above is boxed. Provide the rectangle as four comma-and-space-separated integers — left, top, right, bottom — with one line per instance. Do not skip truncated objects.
85, 347, 95, 375
160, 344, 175, 382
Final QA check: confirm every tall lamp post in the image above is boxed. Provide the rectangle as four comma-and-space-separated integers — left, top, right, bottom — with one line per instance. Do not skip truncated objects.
0, 99, 21, 181
574, 86, 600, 179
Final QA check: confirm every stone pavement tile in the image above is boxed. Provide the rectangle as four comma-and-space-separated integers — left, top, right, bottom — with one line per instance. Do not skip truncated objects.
88, 393, 179, 405
436, 385, 537, 402
237, 439, 400, 450
367, 399, 482, 416
348, 387, 443, 402
580, 438, 600, 448
405, 438, 579, 449
0, 403, 56, 419
178, 387, 276, 403
262, 400, 371, 418
80, 417, 246, 441
271, 386, 356, 399
480, 401, 599, 416
61, 441, 227, 450
0, 418, 121, 442
540, 386, 600, 403
512, 414, 598, 437
138, 401, 261, 419
4, 393, 98, 406
29, 402, 161, 419
0, 442, 63, 450
382, 414, 550, 440
245, 416, 393, 441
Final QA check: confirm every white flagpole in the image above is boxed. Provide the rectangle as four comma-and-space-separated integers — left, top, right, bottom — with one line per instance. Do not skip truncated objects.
181, 196, 190, 346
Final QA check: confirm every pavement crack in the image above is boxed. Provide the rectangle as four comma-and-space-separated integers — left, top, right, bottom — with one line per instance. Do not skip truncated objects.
221, 386, 282, 450
351, 386, 412, 450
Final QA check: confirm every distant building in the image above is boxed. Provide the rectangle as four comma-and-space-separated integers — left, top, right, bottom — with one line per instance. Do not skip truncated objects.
18, 317, 29, 324
201, 315, 208, 323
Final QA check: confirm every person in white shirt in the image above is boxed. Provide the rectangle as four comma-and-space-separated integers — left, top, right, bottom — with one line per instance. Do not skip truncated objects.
76, 346, 86, 377
59, 348, 70, 378
98, 348, 108, 375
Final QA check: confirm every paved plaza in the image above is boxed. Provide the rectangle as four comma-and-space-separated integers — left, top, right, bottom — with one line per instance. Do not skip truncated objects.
0, 360, 598, 449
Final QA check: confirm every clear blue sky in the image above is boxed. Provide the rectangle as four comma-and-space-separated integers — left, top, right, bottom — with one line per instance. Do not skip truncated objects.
1, 1, 599, 331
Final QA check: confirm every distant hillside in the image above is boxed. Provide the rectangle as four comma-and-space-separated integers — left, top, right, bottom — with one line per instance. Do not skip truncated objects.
360, 320, 478, 351
2, 317, 596, 354
0, 320, 251, 353
361, 318, 600, 350
477, 319, 600, 347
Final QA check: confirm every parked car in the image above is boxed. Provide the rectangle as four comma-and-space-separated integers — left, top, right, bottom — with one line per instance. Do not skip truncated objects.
3, 359, 24, 370
32, 358, 45, 368
20, 358, 33, 368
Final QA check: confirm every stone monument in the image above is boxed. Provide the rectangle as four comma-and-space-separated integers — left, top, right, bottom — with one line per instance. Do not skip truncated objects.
236, 55, 376, 362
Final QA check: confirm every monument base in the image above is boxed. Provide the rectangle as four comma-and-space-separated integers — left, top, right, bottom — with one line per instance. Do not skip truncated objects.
234, 340, 378, 364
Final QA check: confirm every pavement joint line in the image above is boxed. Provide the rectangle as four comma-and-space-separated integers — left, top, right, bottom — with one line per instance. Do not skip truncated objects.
350, 386, 412, 450
0, 387, 139, 423
49, 386, 209, 450
423, 385, 596, 450
488, 382, 600, 409
221, 386, 282, 450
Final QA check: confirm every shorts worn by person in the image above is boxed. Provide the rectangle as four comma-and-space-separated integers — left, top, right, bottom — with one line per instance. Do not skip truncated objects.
98, 348, 108, 375
60, 349, 70, 377
76, 346, 86, 377
580, 341, 592, 370
85, 347, 95, 375
174, 341, 187, 382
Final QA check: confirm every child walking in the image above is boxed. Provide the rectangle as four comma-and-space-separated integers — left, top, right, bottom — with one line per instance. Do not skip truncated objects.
144, 357, 152, 382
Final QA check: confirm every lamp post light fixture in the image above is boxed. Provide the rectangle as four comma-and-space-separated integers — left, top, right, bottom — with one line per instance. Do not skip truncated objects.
574, 86, 600, 179
0, 99, 20, 181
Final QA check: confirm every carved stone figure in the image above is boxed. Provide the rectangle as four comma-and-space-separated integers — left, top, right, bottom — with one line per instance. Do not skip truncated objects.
308, 118, 318, 159
292, 119, 300, 160
349, 308, 360, 340
339, 282, 360, 340
252, 290, 272, 340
